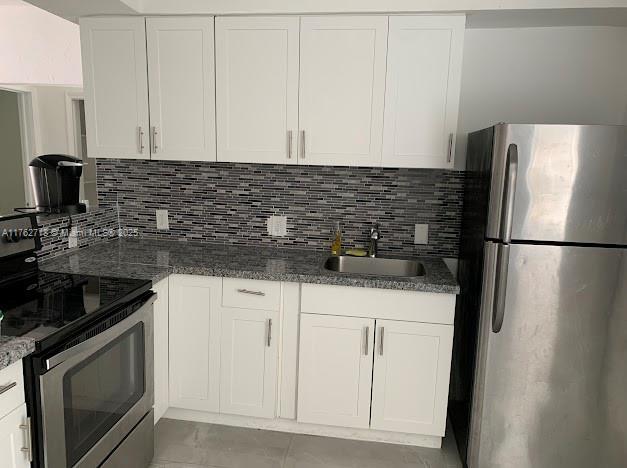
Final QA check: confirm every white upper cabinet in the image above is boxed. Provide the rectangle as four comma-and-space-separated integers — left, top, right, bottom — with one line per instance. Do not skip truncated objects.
146, 17, 216, 161
216, 17, 299, 164
382, 16, 465, 168
80, 17, 150, 159
298, 16, 388, 166
370, 320, 454, 436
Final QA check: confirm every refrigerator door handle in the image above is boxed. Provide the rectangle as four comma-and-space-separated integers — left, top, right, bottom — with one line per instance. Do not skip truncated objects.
501, 144, 519, 242
492, 244, 510, 333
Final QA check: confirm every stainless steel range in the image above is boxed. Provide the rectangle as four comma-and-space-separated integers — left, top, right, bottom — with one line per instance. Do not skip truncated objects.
0, 213, 155, 468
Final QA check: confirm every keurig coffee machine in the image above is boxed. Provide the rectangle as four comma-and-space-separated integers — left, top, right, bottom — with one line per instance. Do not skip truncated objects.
29, 154, 87, 214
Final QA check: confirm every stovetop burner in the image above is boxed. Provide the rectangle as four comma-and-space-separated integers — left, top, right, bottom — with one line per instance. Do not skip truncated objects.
0, 269, 151, 350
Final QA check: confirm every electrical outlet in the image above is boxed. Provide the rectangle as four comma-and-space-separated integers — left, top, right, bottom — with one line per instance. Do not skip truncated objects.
68, 227, 78, 249
414, 224, 429, 245
267, 215, 287, 237
156, 209, 170, 230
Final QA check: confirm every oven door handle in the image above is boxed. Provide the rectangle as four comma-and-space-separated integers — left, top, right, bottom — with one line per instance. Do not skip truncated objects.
44, 294, 156, 372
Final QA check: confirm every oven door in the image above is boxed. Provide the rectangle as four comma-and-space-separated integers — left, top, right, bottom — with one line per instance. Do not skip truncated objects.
39, 294, 155, 468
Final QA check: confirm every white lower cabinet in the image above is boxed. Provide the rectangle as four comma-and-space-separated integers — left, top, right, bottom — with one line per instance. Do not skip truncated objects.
153, 278, 169, 424
371, 320, 454, 436
297, 314, 375, 429
168, 275, 221, 412
166, 275, 456, 445
0, 404, 31, 468
219, 307, 279, 418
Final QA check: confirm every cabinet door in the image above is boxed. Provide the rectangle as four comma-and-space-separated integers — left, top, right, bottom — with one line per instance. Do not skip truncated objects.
298, 16, 387, 166
297, 314, 375, 428
220, 307, 279, 418
146, 17, 216, 161
168, 275, 221, 412
80, 17, 149, 159
382, 16, 465, 169
371, 320, 454, 436
216, 17, 299, 164
152, 278, 169, 424
0, 404, 31, 468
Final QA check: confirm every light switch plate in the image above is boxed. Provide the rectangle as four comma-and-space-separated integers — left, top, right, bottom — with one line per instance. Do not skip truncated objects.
156, 209, 169, 230
414, 224, 429, 245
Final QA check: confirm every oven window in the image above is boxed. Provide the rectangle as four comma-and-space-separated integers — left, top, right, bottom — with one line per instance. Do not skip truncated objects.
62, 322, 145, 466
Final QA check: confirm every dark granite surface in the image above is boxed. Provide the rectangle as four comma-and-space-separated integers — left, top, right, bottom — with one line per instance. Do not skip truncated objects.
40, 238, 459, 294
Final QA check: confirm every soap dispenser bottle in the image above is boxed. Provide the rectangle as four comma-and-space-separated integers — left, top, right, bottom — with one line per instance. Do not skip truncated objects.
331, 221, 342, 256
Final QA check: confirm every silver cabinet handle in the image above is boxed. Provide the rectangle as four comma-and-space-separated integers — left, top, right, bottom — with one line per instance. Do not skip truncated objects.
266, 319, 272, 347
152, 126, 159, 154
287, 130, 293, 159
138, 126, 145, 153
20, 417, 32, 462
237, 288, 266, 296
299, 130, 306, 159
0, 381, 16, 395
379, 327, 385, 356
447, 133, 454, 163
363, 326, 370, 355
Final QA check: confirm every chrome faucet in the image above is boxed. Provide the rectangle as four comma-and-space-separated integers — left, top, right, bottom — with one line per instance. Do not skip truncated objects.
368, 223, 382, 258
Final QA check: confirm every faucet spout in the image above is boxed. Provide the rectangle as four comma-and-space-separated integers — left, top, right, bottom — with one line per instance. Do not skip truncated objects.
368, 223, 382, 258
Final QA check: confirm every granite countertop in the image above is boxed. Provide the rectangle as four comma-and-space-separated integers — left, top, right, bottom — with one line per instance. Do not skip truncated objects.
0, 239, 458, 370
40, 238, 460, 294
0, 336, 36, 371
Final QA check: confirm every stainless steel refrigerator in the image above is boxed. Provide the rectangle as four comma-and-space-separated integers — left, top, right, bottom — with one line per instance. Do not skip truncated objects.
451, 124, 627, 468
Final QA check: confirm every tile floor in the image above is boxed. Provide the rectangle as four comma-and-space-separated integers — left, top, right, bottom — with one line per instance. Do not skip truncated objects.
150, 418, 462, 468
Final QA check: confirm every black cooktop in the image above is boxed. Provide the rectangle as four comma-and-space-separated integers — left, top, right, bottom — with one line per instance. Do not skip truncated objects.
0, 270, 151, 351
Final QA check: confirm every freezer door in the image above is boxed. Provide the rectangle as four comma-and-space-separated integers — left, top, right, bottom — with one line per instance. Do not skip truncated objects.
469, 242, 627, 468
486, 124, 627, 245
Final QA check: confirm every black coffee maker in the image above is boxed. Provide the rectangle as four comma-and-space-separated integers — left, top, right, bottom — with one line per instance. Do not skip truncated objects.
29, 154, 87, 214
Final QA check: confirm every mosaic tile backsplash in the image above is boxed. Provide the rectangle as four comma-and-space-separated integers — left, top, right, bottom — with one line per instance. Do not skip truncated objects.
37, 205, 119, 259
96, 159, 465, 257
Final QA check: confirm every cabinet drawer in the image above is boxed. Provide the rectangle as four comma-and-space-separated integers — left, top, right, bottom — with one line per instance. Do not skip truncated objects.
222, 278, 281, 311
0, 360, 25, 420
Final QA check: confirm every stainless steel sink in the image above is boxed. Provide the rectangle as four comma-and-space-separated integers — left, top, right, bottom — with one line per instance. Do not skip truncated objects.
323, 256, 425, 278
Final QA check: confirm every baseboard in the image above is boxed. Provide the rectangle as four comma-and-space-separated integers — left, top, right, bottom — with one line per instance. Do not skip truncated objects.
163, 407, 442, 448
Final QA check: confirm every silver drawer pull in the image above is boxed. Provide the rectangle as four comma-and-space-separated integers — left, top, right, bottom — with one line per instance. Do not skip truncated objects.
363, 326, 370, 356
237, 288, 266, 296
0, 381, 17, 395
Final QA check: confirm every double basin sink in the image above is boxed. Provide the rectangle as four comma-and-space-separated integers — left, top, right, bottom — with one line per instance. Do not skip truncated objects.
324, 255, 425, 278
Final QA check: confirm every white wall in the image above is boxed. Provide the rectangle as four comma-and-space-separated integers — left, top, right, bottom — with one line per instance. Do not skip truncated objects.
33, 85, 83, 154
455, 26, 627, 168
0, 89, 27, 214
0, 1, 82, 85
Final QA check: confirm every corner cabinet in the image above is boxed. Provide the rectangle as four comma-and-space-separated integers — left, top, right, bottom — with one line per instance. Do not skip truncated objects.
168, 275, 222, 412
80, 17, 217, 161
381, 16, 465, 168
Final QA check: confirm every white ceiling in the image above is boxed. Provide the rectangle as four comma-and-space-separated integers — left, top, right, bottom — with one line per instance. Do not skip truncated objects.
22, 0, 627, 26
